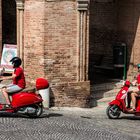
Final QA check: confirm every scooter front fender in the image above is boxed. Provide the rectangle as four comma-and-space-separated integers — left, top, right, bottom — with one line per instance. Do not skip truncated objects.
109, 100, 123, 110
11, 92, 43, 108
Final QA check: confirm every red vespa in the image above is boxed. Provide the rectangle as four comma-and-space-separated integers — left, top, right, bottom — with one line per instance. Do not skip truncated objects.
106, 80, 140, 119
0, 78, 49, 118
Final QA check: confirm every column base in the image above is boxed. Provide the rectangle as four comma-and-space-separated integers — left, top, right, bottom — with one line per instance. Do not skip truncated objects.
50, 81, 91, 108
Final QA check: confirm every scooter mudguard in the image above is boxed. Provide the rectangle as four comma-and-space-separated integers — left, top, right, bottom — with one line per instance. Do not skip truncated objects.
109, 100, 122, 110
11, 92, 43, 108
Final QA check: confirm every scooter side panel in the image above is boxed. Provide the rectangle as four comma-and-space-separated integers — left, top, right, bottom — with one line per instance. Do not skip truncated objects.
11, 92, 43, 108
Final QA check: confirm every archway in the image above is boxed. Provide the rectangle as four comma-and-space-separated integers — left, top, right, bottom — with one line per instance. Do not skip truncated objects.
89, 0, 136, 84
2, 0, 17, 45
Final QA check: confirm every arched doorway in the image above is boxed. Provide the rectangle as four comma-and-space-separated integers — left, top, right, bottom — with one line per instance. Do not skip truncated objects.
89, 0, 133, 84
2, 0, 17, 45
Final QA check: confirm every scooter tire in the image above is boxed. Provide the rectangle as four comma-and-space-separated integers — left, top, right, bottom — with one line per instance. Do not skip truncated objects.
106, 105, 121, 119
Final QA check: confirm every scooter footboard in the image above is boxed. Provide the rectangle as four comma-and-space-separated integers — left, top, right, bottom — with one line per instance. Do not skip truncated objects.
109, 100, 122, 110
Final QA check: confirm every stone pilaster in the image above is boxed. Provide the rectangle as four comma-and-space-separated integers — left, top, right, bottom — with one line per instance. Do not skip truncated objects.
77, 0, 89, 81
15, 0, 24, 67
77, 0, 89, 11
0, 0, 2, 58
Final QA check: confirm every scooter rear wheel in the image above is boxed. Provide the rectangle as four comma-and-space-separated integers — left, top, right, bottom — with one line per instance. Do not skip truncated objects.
106, 105, 121, 119
27, 103, 43, 118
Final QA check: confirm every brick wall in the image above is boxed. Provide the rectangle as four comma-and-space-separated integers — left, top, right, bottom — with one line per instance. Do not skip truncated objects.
44, 0, 78, 83
24, 0, 78, 84
24, 0, 46, 84
24, 0, 90, 107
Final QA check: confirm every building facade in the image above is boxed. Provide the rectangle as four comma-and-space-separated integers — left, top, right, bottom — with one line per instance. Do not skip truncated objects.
0, 0, 90, 107
1, 0, 140, 107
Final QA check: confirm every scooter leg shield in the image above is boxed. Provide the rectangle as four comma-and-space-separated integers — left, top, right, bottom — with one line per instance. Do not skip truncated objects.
136, 99, 140, 111
0, 104, 3, 110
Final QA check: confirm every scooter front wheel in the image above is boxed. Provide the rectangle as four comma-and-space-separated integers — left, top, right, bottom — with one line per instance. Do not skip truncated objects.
106, 105, 121, 119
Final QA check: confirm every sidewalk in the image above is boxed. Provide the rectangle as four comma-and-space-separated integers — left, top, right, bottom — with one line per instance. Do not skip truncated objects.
50, 104, 107, 111
49, 104, 108, 117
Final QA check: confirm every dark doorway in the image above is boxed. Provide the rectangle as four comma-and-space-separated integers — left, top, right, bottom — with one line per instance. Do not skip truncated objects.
89, 1, 118, 84
88, 1, 135, 84
89, 0, 139, 85
2, 0, 17, 45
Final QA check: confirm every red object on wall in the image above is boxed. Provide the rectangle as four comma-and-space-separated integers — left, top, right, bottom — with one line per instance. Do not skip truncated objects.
36, 78, 49, 90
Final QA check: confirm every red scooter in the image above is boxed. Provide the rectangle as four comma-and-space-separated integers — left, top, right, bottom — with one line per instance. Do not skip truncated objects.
106, 80, 140, 119
0, 78, 49, 118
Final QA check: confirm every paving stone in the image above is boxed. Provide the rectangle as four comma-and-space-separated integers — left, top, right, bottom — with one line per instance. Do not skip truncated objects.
0, 106, 139, 140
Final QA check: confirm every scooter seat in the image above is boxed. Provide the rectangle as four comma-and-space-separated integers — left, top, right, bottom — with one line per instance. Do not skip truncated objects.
21, 87, 36, 93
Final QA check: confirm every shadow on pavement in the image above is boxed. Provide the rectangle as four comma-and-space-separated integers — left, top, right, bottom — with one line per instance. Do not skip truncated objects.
0, 112, 19, 118
0, 112, 63, 119
80, 116, 92, 119
41, 113, 63, 118
120, 116, 140, 120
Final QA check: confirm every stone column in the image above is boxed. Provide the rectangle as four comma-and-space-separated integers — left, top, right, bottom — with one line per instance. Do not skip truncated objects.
15, 0, 24, 67
77, 0, 89, 81
0, 0, 2, 58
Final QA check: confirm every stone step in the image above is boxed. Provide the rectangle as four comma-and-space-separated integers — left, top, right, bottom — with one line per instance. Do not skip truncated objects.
90, 81, 124, 107
91, 82, 122, 91
96, 96, 115, 106
91, 80, 123, 95
90, 96, 115, 107
91, 88, 120, 99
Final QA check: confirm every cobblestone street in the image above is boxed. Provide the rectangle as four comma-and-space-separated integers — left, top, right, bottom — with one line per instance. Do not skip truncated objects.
0, 105, 140, 140
1, 0, 140, 140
